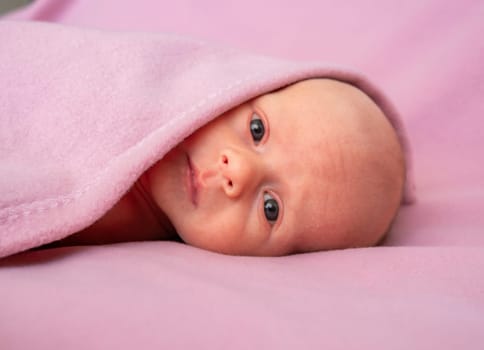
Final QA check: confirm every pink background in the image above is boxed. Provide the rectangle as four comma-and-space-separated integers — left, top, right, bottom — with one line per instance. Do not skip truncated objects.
1, 0, 484, 348
8, 0, 484, 246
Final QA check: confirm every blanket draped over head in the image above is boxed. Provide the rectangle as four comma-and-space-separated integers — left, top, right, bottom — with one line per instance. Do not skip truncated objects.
0, 21, 415, 258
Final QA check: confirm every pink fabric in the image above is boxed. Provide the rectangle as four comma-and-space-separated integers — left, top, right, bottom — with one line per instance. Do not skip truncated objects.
0, 20, 413, 257
2, 243, 484, 349
1, 0, 484, 349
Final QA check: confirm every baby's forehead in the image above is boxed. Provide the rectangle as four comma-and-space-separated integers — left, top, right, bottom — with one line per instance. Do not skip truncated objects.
279, 163, 336, 253
260, 79, 393, 251
280, 143, 371, 253
276, 135, 347, 243
259, 79, 370, 132
261, 82, 370, 156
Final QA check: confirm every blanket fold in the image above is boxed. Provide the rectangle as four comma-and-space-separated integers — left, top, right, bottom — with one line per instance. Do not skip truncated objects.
0, 21, 414, 257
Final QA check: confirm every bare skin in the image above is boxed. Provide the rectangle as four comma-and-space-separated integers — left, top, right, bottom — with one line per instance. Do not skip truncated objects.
56, 78, 405, 256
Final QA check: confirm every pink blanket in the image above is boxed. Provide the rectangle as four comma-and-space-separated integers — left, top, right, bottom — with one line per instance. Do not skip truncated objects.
0, 20, 414, 257
1, 1, 484, 349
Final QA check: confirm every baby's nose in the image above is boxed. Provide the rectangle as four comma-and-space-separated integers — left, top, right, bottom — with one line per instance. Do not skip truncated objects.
219, 148, 259, 198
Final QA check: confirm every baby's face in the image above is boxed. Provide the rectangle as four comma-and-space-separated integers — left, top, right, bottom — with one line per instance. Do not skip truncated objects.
144, 79, 404, 256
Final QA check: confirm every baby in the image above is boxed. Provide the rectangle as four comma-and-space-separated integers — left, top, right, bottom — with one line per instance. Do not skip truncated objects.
54, 78, 405, 256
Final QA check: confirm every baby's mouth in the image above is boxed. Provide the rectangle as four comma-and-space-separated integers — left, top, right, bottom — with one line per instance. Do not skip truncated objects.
186, 153, 199, 206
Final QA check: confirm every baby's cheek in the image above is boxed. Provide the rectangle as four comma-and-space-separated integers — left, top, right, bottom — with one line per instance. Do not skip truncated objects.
177, 219, 247, 255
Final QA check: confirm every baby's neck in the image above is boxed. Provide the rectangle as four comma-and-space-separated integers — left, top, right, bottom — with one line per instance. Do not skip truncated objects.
133, 175, 177, 238
45, 177, 176, 248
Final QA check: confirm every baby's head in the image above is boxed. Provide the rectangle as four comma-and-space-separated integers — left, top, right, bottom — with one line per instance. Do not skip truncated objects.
145, 78, 405, 256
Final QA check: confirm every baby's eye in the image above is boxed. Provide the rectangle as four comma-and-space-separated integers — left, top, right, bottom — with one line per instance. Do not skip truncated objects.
263, 193, 279, 223
250, 113, 265, 143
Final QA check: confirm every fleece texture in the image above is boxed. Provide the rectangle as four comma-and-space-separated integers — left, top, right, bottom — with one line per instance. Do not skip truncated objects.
0, 20, 414, 257
2, 1, 484, 349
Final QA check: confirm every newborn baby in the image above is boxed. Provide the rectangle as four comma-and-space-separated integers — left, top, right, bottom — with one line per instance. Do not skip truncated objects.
57, 78, 405, 256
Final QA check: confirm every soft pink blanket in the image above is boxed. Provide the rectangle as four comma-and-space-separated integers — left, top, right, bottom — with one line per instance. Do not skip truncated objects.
1, 1, 484, 349
0, 20, 413, 257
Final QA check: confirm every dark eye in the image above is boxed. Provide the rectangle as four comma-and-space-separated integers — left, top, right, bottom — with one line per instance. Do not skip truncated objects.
263, 193, 279, 222
250, 113, 265, 143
